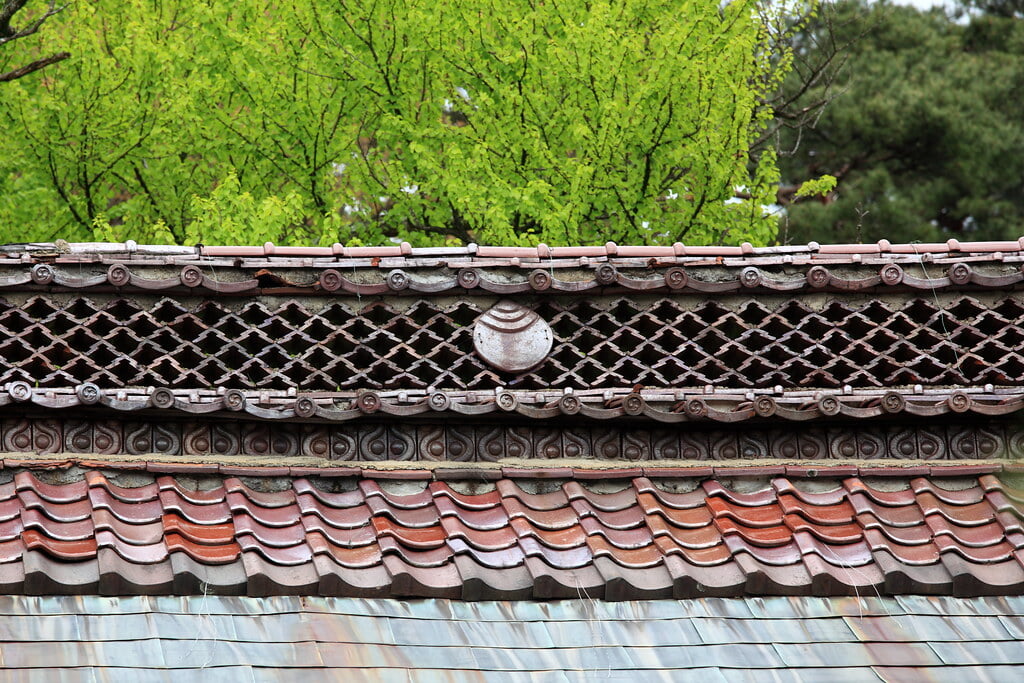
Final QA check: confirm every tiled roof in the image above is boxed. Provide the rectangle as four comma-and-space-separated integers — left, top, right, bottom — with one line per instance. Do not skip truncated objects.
0, 594, 1021, 680
0, 468, 1022, 599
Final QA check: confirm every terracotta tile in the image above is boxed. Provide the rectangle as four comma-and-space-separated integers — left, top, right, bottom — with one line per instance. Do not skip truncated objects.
978, 474, 1004, 492
447, 537, 526, 570
771, 478, 847, 506
21, 508, 93, 541
97, 549, 173, 595
236, 534, 313, 566
14, 472, 87, 503
948, 556, 1024, 596
0, 538, 25, 564
586, 534, 663, 568
94, 529, 168, 564
856, 512, 933, 545
0, 497, 20, 522
377, 536, 453, 568
715, 517, 794, 547
292, 480, 365, 508
579, 516, 656, 549
864, 528, 940, 566
985, 490, 1020, 514
703, 480, 777, 506
501, 497, 578, 530
916, 492, 996, 527
300, 515, 375, 548
631, 478, 707, 509
778, 493, 855, 524
224, 478, 296, 507
88, 487, 163, 523
156, 476, 226, 504
243, 552, 319, 596
848, 492, 925, 527
162, 513, 235, 546
22, 528, 97, 561
365, 497, 440, 528
383, 554, 462, 599
638, 494, 713, 527
935, 535, 1015, 563
0, 481, 16, 502
296, 493, 371, 528
645, 514, 722, 549
998, 510, 1024, 535
794, 532, 874, 567
735, 554, 813, 595
226, 492, 301, 528
569, 499, 645, 529
307, 532, 382, 568
509, 517, 587, 549
910, 478, 986, 505
724, 535, 802, 566
925, 514, 1008, 548
654, 537, 732, 567
158, 490, 231, 524
707, 497, 784, 528
23, 552, 98, 595
803, 553, 884, 595
440, 516, 517, 551
433, 497, 509, 530
562, 481, 637, 511
517, 536, 593, 569
17, 490, 91, 522
234, 514, 306, 547
84, 472, 159, 502
665, 554, 745, 597
495, 479, 570, 510
843, 477, 916, 506
359, 480, 433, 509
454, 554, 533, 599
0, 516, 24, 542
428, 482, 502, 509
784, 515, 862, 544
314, 554, 391, 596
370, 517, 446, 549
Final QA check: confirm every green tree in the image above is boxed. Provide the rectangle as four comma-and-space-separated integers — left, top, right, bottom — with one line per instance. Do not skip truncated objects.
1, 0, 810, 246
777, 0, 1024, 244
0, 0, 68, 83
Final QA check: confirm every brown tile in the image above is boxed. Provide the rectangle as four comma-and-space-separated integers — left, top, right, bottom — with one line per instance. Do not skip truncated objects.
306, 531, 382, 568
362, 468, 433, 480
296, 493, 372, 528
23, 552, 98, 595
593, 556, 674, 599
724, 535, 802, 566
165, 533, 240, 564
843, 477, 916, 506
734, 553, 813, 595
0, 516, 24, 542
579, 516, 655, 549
632, 478, 707, 509
224, 478, 296, 507
156, 476, 226, 504
778, 493, 855, 524
431, 468, 502, 481
524, 556, 605, 599
569, 499, 645, 529
370, 517, 446, 549
517, 536, 593, 569
848, 492, 925, 527
226, 492, 301, 528
18, 490, 91, 522
856, 512, 933, 545
97, 549, 173, 595
428, 482, 502, 509
703, 480, 777, 506
872, 548, 952, 594
242, 552, 319, 596
158, 490, 231, 524
314, 554, 391, 597
359, 479, 433, 509
665, 553, 745, 597
864, 528, 940, 566
377, 536, 453, 567
219, 465, 291, 477
21, 508, 93, 541
646, 514, 721, 549
586, 534, 663, 568
447, 538, 526, 570
14, 472, 87, 503
910, 478, 986, 505
0, 497, 20, 522
643, 466, 714, 479
501, 467, 574, 480
784, 515, 862, 544
383, 554, 462, 599
772, 478, 847, 506
715, 517, 794, 547
236, 534, 314, 566
440, 516, 517, 551
934, 535, 1015, 563
88, 487, 163, 523
162, 513, 235, 546
300, 515, 375, 548
454, 554, 533, 600
795, 532, 873, 567
22, 529, 97, 561
638, 494, 713, 527
84, 471, 159, 502
572, 467, 644, 480
562, 481, 637, 511
496, 479, 569, 510
292, 480, 365, 508
502, 497, 578, 530
654, 537, 732, 567
146, 462, 219, 474
803, 552, 884, 596
234, 513, 306, 547
433, 497, 509, 530
707, 497, 784, 528
925, 514, 1007, 548
916, 492, 996, 526
509, 517, 587, 549
366, 498, 440, 528
95, 530, 168, 564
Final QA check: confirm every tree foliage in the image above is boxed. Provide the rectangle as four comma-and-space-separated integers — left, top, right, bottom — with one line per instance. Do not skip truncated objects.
777, 0, 1024, 244
1, 0, 806, 246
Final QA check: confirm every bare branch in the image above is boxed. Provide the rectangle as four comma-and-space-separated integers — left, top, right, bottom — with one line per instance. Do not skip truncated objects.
0, 49, 67, 81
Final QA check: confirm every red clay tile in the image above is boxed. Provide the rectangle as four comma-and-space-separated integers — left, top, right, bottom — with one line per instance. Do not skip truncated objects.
910, 478, 986, 505
158, 490, 231, 524
226, 492, 301, 528
715, 466, 786, 478
21, 508, 93, 541
433, 497, 508, 530
14, 472, 87, 503
771, 479, 847, 506
579, 516, 655, 549
794, 532, 874, 567
428, 483, 502, 509
843, 478, 917, 506
22, 529, 96, 561
864, 528, 940, 565
665, 554, 745, 597
587, 534, 663, 568
568, 499, 645, 529
18, 490, 91, 522
860, 466, 930, 477
847, 492, 925, 527
88, 487, 163, 522
715, 517, 794, 547
383, 554, 462, 599
707, 497, 784, 527
362, 468, 433, 480
509, 517, 587, 549
562, 481, 638, 511
440, 517, 517, 551
146, 462, 220, 474
95, 530, 167, 564
236, 533, 313, 566
162, 514, 235, 546
645, 515, 721, 549
784, 515, 863, 544
156, 477, 226, 504
724, 535, 802, 566
455, 554, 533, 600
234, 514, 306, 547
495, 480, 570, 510
295, 493, 371, 528
377, 536, 453, 568
735, 554, 813, 595
934, 535, 1015, 563
366, 498, 440, 527
219, 466, 292, 477
501, 467, 574, 480
785, 466, 859, 478
502, 497, 578, 530
0, 481, 16, 503
985, 489, 1021, 514
572, 467, 644, 480
654, 537, 731, 566
638, 494, 713, 527
925, 514, 1007, 548
0, 538, 24, 563
916, 492, 996, 526
359, 480, 433, 509
84, 472, 159, 502
447, 537, 526, 570
307, 532, 382, 568
804, 553, 884, 595
643, 467, 714, 479
778, 493, 855, 524
224, 478, 296, 507
300, 515, 375, 548
0, 498, 19, 522
517, 536, 592, 569
0, 516, 23, 542
856, 512, 933, 545
370, 517, 446, 549
632, 478, 707, 509
431, 468, 503, 482
165, 532, 240, 564
703, 480, 777, 506
292, 481, 365, 508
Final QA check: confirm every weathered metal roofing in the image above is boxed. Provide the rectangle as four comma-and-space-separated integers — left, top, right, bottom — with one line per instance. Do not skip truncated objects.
0, 594, 1020, 680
